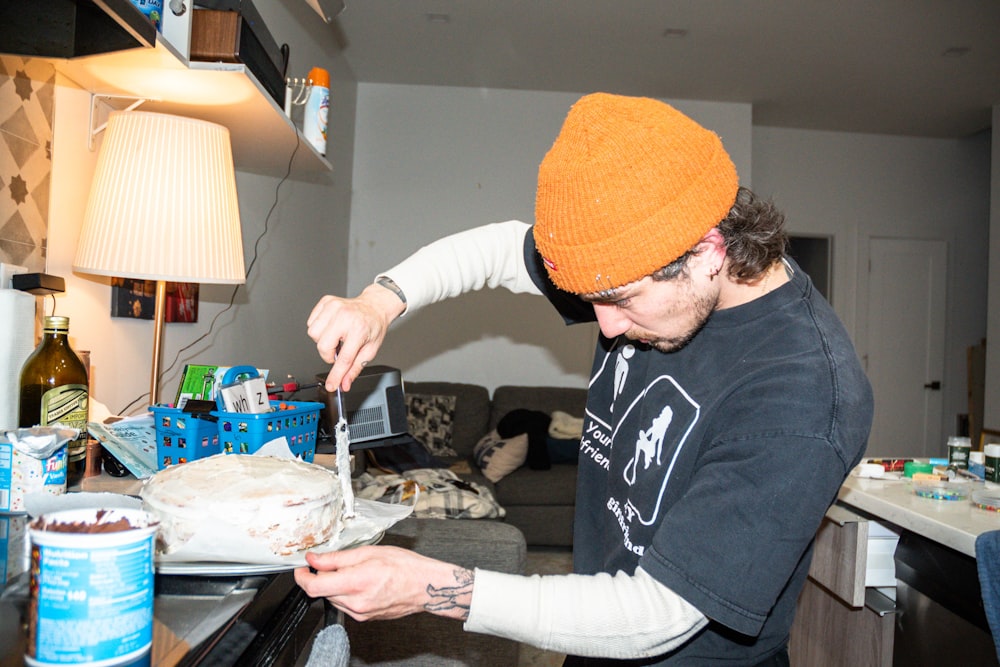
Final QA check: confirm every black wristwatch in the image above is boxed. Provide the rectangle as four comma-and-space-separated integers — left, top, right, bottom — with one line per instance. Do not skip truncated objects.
375, 276, 407, 304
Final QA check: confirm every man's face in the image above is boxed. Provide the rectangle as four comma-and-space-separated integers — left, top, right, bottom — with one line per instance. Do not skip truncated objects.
581, 268, 719, 353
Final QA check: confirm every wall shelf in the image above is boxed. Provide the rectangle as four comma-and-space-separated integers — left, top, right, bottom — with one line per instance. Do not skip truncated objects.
53, 41, 330, 178
26, 3, 331, 178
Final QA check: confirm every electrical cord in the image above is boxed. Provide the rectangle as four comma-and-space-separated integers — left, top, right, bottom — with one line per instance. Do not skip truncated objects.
116, 135, 301, 415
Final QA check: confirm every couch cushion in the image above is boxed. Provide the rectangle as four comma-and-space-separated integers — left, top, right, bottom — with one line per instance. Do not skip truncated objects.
404, 381, 491, 458
494, 463, 578, 506
489, 385, 588, 431
503, 504, 575, 548
379, 516, 526, 573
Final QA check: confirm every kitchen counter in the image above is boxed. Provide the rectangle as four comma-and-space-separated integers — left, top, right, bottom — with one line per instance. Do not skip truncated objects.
838, 473, 1000, 558
790, 468, 1000, 666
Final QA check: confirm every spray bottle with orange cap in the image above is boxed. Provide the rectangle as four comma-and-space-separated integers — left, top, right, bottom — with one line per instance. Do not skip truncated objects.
303, 67, 329, 155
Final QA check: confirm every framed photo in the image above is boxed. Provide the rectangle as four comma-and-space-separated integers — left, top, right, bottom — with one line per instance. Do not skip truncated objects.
111, 278, 199, 323
980, 428, 1000, 449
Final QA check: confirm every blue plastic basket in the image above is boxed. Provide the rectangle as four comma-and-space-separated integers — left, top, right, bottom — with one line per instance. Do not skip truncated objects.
212, 400, 322, 462
210, 365, 322, 462
151, 406, 221, 469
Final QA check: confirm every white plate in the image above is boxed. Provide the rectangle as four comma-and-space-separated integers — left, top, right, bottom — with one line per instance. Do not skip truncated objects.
155, 529, 384, 576
156, 561, 300, 576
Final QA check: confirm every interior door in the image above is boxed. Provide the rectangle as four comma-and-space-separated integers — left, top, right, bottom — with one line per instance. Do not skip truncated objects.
864, 238, 947, 458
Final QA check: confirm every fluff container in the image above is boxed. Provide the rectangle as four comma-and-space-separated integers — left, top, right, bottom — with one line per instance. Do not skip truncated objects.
25, 508, 159, 667
0, 428, 76, 514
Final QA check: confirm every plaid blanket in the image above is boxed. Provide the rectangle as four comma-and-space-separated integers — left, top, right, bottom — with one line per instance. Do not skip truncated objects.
353, 468, 505, 519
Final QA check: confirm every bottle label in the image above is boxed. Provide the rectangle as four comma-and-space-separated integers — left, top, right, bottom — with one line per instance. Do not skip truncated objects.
40, 384, 89, 435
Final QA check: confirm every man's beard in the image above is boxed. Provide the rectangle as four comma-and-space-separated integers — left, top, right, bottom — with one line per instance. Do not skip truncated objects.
627, 291, 717, 353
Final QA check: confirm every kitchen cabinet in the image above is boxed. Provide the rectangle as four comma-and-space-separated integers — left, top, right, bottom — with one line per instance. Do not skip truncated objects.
789, 504, 897, 666
791, 473, 1000, 666
16, 1, 331, 178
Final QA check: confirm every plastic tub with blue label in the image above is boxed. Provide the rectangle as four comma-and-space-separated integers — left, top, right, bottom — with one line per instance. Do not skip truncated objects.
25, 508, 159, 667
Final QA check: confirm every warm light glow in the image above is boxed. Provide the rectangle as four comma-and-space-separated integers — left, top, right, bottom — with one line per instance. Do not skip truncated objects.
73, 47, 256, 107
93, 66, 256, 106
74, 111, 245, 284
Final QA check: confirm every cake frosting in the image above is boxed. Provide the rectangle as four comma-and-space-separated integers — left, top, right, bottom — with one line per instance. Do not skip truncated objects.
140, 454, 341, 557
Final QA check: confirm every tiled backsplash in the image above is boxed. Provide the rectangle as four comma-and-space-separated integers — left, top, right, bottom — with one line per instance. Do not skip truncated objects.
0, 55, 53, 273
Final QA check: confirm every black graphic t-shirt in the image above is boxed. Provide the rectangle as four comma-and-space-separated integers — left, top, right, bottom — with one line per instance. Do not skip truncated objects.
524, 232, 874, 665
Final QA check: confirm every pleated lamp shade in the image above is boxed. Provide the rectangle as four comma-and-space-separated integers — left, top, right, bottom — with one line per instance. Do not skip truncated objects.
75, 111, 245, 406
74, 111, 245, 284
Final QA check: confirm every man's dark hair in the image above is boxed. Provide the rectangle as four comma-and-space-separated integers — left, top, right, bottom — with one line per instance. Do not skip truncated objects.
652, 187, 787, 284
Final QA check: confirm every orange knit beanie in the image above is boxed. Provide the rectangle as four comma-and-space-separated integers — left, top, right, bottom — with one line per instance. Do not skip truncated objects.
534, 93, 739, 294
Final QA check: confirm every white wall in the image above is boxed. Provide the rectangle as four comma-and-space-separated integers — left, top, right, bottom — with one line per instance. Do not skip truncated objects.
43, 1, 355, 415
346, 84, 752, 392
753, 126, 990, 449
346, 83, 990, 445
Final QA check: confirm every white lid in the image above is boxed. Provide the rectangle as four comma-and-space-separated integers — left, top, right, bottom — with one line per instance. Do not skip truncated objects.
984, 443, 1000, 457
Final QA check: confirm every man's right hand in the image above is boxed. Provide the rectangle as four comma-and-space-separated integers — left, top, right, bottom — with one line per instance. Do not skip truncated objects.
306, 282, 407, 392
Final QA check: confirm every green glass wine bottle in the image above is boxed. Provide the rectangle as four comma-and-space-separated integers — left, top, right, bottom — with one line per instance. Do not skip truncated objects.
18, 315, 89, 486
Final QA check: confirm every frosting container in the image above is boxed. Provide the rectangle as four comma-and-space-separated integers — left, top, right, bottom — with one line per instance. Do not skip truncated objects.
25, 508, 158, 666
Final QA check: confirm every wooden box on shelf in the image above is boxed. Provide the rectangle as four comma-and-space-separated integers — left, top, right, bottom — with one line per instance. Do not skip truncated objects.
189, 8, 286, 106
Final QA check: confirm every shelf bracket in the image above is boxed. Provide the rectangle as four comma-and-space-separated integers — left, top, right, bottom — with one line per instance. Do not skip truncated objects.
89, 93, 152, 151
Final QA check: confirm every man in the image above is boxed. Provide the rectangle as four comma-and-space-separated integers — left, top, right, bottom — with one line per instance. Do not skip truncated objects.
297, 93, 873, 666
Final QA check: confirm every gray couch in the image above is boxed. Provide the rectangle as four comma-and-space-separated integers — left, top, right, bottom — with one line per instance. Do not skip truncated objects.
341, 382, 586, 666
404, 381, 588, 548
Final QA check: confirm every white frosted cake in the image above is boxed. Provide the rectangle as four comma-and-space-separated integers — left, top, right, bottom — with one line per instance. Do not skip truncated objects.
140, 454, 342, 557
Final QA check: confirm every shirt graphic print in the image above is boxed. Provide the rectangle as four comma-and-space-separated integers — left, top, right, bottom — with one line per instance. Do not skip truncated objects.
583, 341, 701, 557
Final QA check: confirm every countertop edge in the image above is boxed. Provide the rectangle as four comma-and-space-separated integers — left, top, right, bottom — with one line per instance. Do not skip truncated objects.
838, 476, 984, 558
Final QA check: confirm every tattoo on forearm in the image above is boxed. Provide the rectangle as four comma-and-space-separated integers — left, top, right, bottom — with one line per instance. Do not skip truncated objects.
425, 568, 475, 619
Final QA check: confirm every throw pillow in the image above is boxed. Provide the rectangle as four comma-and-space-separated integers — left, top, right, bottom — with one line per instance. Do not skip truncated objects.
405, 393, 459, 457
473, 429, 528, 483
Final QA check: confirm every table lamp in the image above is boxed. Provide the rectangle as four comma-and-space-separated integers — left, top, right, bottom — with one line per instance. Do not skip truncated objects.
74, 111, 245, 406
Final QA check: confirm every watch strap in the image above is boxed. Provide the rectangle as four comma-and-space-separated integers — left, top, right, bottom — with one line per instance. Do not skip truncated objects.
375, 276, 407, 304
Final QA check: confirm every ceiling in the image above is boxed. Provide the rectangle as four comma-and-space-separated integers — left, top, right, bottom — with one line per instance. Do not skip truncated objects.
327, 0, 1000, 139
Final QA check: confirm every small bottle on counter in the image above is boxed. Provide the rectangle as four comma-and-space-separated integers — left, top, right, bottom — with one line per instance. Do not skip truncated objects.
18, 316, 89, 486
947, 435, 972, 470
985, 443, 1000, 483
302, 66, 329, 155
969, 450, 986, 480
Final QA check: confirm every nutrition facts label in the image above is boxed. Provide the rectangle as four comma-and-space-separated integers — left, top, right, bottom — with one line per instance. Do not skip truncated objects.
29, 531, 154, 665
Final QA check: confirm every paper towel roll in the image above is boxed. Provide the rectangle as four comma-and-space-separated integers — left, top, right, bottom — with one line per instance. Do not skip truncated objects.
0, 290, 36, 429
